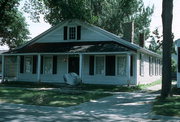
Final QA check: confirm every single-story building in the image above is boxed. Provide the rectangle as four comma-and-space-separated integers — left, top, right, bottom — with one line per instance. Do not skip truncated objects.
1, 19, 162, 85
175, 39, 180, 88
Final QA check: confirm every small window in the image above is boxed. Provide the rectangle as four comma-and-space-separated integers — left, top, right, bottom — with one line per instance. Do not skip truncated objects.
69, 27, 76, 40
95, 56, 105, 75
25, 57, 32, 73
117, 56, 126, 76
44, 56, 53, 74
140, 54, 144, 76
149, 56, 153, 76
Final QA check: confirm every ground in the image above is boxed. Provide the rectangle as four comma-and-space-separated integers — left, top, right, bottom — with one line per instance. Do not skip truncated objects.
0, 84, 180, 122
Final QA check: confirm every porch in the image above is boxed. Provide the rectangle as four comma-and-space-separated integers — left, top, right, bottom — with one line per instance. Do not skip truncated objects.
1, 52, 136, 85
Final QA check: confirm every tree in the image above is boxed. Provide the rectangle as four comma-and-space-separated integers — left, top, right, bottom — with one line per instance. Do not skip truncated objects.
149, 29, 163, 54
161, 0, 173, 98
23, 0, 153, 45
0, 0, 29, 49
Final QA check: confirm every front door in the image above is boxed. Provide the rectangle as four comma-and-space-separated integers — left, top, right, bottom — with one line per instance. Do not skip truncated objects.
68, 56, 79, 75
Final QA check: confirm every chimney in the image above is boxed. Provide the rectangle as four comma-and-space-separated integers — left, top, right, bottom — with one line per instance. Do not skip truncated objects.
122, 21, 134, 43
139, 32, 145, 47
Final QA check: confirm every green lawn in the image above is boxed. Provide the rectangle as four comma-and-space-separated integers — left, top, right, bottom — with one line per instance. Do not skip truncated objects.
153, 96, 180, 117
0, 87, 111, 107
81, 84, 141, 92
153, 87, 180, 117
139, 80, 161, 89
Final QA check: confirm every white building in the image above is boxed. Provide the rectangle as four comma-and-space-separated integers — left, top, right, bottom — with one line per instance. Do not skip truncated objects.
175, 39, 180, 88
1, 19, 162, 85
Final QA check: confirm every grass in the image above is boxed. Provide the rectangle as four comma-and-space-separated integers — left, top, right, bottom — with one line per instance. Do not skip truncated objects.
0, 81, 142, 92
153, 87, 180, 117
138, 80, 161, 89
0, 87, 111, 107
153, 96, 180, 117
80, 84, 141, 92
0, 81, 61, 88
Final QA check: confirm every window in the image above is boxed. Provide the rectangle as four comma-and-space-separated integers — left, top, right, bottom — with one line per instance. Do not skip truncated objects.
64, 26, 81, 40
140, 54, 144, 76
69, 27, 76, 40
95, 56, 105, 75
25, 57, 32, 73
44, 56, 53, 74
117, 56, 126, 76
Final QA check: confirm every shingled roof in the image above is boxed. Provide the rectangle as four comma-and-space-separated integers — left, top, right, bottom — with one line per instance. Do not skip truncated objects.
5, 41, 135, 54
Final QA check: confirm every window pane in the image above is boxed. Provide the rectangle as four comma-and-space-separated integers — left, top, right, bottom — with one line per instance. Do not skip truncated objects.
69, 27, 76, 40
44, 57, 52, 74
25, 57, 32, 73
96, 56, 104, 75
117, 56, 126, 76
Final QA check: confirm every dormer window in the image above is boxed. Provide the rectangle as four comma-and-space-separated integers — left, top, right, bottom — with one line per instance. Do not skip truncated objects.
64, 26, 81, 40
69, 27, 76, 40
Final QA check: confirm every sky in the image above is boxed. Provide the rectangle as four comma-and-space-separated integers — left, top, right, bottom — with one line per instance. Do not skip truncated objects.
1, 0, 180, 50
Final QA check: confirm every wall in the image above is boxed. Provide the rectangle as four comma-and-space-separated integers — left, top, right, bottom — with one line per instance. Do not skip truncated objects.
136, 52, 162, 85
36, 22, 112, 43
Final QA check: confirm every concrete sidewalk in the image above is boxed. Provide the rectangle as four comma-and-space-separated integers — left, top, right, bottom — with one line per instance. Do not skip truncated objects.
0, 91, 180, 122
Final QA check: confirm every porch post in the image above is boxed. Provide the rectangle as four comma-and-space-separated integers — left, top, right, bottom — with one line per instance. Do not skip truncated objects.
37, 54, 41, 82
1, 55, 5, 82
126, 54, 131, 85
79, 54, 83, 78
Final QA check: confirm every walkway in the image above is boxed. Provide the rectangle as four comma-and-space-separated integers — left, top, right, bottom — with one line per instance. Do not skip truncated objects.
0, 85, 180, 122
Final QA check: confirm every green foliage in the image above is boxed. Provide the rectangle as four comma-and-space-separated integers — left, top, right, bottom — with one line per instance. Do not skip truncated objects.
23, 0, 153, 44
149, 29, 163, 54
0, 0, 29, 49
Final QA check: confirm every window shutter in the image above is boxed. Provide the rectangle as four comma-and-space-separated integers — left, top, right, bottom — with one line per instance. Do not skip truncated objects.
106, 56, 115, 76
77, 26, 81, 40
178, 47, 180, 72
64, 26, 68, 40
32, 55, 37, 74
53, 56, 57, 74
20, 56, 24, 73
130, 55, 133, 76
89, 56, 94, 75
40, 56, 43, 74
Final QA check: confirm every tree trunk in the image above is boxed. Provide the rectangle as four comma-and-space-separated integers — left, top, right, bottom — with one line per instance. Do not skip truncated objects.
161, 0, 173, 98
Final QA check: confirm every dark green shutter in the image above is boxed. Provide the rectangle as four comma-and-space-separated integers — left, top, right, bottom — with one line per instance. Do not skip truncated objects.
20, 56, 24, 73
53, 56, 57, 74
64, 26, 68, 40
77, 26, 81, 40
106, 56, 115, 76
178, 47, 180, 72
130, 55, 133, 76
40, 56, 43, 74
32, 55, 37, 74
89, 56, 94, 75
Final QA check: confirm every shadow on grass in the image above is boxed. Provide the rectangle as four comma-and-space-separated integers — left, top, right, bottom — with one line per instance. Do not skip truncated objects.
153, 96, 180, 117
0, 87, 111, 107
